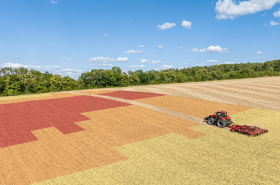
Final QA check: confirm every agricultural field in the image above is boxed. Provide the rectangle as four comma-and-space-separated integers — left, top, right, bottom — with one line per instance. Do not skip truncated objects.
0, 76, 280, 184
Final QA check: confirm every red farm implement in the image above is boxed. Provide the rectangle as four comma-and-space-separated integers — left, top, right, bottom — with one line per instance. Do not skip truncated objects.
205, 110, 268, 137
228, 124, 268, 137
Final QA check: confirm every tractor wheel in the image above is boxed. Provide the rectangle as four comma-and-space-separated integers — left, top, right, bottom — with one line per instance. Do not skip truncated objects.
207, 118, 215, 125
217, 120, 226, 128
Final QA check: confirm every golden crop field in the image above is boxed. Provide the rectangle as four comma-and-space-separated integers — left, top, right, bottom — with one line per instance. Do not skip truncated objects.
0, 76, 279, 184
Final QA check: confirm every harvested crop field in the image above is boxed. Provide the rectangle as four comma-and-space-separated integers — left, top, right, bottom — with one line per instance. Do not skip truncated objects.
35, 108, 280, 185
0, 76, 280, 184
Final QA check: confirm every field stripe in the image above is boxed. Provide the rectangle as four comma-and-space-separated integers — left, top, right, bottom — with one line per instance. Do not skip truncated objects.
0, 93, 80, 105
98, 91, 166, 100
0, 94, 50, 100
76, 90, 117, 94
135, 95, 251, 119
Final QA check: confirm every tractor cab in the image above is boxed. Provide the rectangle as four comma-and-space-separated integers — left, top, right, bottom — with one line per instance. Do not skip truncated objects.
205, 110, 232, 128
215, 111, 229, 120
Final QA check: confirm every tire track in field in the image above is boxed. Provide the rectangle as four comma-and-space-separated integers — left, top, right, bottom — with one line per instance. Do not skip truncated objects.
244, 82, 280, 90
157, 85, 233, 104
177, 85, 280, 111
210, 84, 280, 104
219, 83, 280, 94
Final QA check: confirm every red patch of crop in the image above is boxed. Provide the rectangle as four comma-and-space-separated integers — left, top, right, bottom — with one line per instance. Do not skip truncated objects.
99, 91, 166, 100
0, 95, 131, 148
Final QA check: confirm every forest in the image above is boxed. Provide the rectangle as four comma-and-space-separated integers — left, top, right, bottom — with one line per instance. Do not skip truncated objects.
0, 59, 279, 96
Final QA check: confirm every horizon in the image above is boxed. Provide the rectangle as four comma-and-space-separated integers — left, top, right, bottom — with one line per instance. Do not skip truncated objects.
1, 0, 280, 79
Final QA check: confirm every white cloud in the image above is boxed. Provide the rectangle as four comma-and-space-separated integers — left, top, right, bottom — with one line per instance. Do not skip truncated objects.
104, 34, 111, 36
181, 20, 192, 29
224, 61, 240, 64
204, 60, 220, 63
131, 59, 136, 62
110, 49, 114, 50
0, 63, 83, 76
158, 45, 163, 49
264, 23, 268, 26
61, 68, 83, 72
250, 56, 261, 59
152, 55, 155, 57
128, 65, 145, 68
88, 56, 128, 63
139, 45, 144, 47
178, 63, 188, 65
206, 45, 229, 53
179, 67, 189, 69
127, 22, 131, 24
151, 60, 163, 64
193, 60, 220, 67
180, 46, 183, 49
274, 10, 280, 17
88, 57, 115, 63
186, 48, 199, 52
1, 63, 42, 69
116, 57, 128, 62
161, 64, 174, 69
67, 58, 80, 61
163, 58, 166, 60
270, 20, 279, 25
152, 68, 161, 71
124, 50, 143, 54
157, 22, 176, 30
215, 0, 280, 20
256, 51, 263, 54
141, 59, 150, 63
185, 45, 229, 53
51, 1, 58, 3
89, 64, 114, 67
101, 37, 103, 39
144, 54, 147, 56
195, 63, 205, 66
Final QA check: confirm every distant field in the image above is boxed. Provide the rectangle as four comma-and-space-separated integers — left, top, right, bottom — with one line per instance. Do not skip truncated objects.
0, 76, 279, 184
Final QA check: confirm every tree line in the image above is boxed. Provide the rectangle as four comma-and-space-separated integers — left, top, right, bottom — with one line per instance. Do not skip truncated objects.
0, 59, 279, 96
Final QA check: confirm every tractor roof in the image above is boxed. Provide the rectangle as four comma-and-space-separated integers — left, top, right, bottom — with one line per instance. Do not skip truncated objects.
217, 111, 227, 113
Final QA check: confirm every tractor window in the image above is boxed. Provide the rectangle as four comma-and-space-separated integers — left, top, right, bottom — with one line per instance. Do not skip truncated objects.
222, 113, 227, 117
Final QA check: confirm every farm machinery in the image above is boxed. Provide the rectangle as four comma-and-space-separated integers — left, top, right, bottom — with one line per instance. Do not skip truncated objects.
204, 110, 268, 137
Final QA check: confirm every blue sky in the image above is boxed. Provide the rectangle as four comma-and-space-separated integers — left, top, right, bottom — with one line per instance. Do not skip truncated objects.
0, 0, 280, 79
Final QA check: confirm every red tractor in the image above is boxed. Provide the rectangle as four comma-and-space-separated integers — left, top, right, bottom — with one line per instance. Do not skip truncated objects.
204, 110, 233, 128
204, 110, 268, 137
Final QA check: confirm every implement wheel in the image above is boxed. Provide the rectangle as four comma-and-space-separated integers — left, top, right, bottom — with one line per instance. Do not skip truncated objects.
207, 118, 215, 125
217, 120, 226, 128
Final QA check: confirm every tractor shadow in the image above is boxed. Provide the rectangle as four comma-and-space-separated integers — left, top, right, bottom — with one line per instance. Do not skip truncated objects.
202, 120, 231, 131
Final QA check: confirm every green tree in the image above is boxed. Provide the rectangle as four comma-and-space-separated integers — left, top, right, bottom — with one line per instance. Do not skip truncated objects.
49, 74, 62, 92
